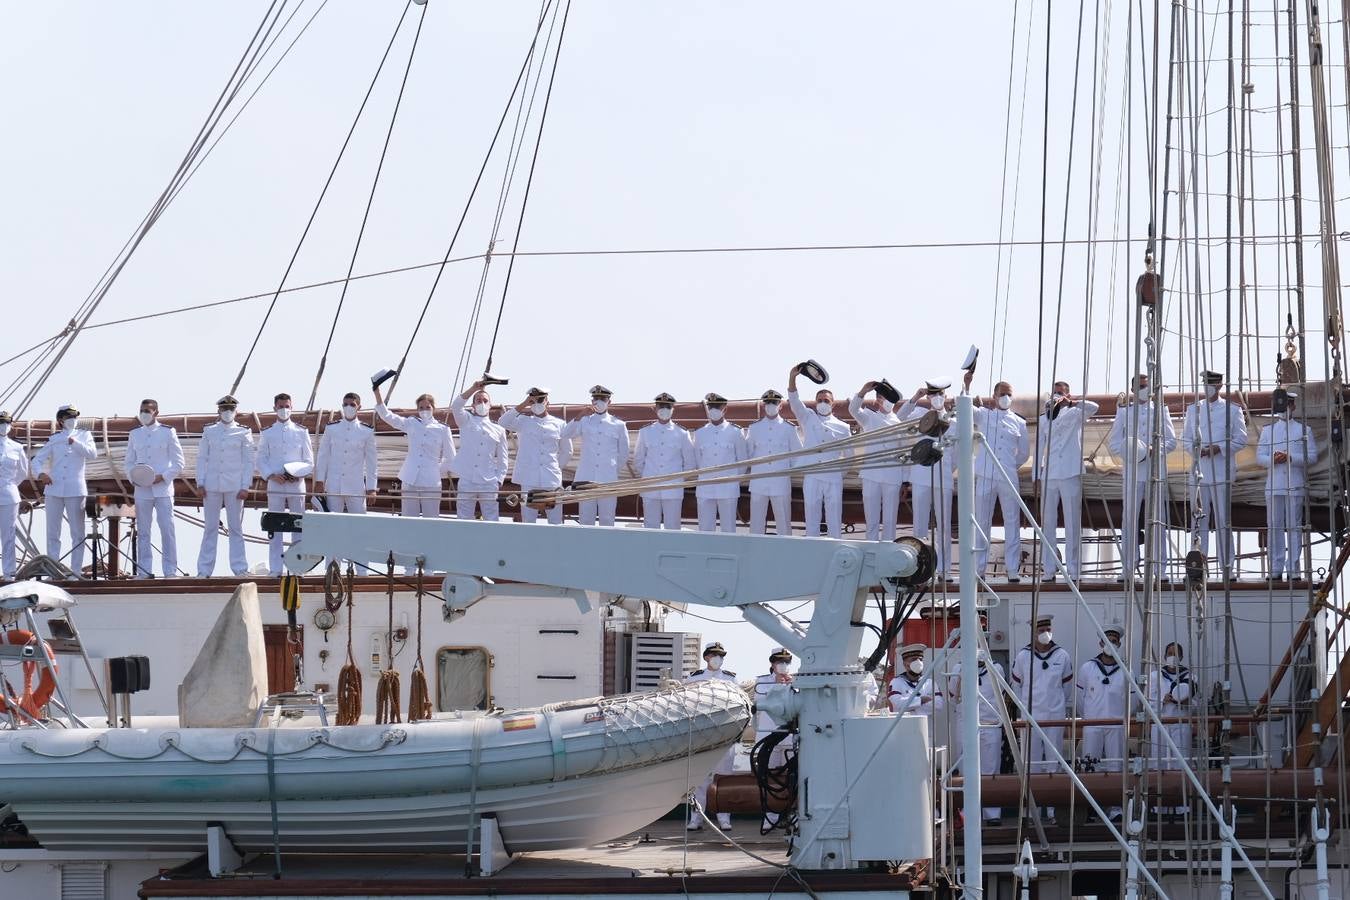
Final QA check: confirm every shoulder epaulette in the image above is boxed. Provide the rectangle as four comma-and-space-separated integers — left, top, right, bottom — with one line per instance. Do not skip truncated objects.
689, 669, 704, 676
724, 670, 736, 677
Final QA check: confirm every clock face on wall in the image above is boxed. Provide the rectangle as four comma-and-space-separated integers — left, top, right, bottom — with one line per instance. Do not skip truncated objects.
314, 608, 337, 632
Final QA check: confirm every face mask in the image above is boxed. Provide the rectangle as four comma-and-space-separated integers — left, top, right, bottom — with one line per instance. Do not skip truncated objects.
1136, 388, 1149, 401
0, 424, 9, 438
879, 399, 894, 414
531, 402, 548, 416
1205, 386, 1218, 400
1165, 655, 1180, 667
815, 401, 832, 417
342, 405, 358, 420
707, 656, 723, 671
1103, 641, 1120, 657
707, 407, 725, 422
773, 662, 789, 675
656, 407, 673, 422
220, 410, 236, 424
997, 395, 1012, 410
1037, 630, 1053, 646
592, 400, 608, 414
907, 659, 924, 675
1052, 392, 1065, 402
418, 409, 434, 422
138, 412, 155, 427
473, 402, 490, 417
62, 417, 77, 431
275, 407, 291, 422
930, 392, 945, 406
764, 403, 780, 418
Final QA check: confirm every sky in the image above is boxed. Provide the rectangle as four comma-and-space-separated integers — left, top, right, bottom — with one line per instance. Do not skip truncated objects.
3, 1, 1347, 675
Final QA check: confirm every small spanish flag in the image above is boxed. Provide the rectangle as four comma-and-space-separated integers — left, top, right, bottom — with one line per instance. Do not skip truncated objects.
501, 715, 537, 732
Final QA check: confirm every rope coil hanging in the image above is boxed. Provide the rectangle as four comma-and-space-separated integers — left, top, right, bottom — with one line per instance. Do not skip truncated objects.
336, 563, 363, 725
407, 563, 433, 723
375, 552, 402, 725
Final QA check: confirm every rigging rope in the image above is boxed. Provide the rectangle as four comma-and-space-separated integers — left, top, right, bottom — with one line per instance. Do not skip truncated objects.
336, 563, 362, 725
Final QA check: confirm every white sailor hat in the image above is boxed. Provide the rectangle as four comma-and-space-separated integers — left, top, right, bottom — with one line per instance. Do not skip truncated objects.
1035, 613, 1054, 627
1103, 622, 1124, 639
1285, 388, 1300, 399
899, 642, 926, 658
760, 389, 784, 403
768, 647, 793, 662
56, 403, 80, 419
925, 378, 952, 394
703, 641, 727, 657
589, 385, 613, 398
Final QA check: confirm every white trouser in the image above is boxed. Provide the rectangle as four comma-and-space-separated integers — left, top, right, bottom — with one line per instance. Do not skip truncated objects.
910, 473, 953, 574
1081, 724, 1125, 773
327, 493, 367, 514
861, 480, 901, 542
1268, 490, 1305, 577
1040, 476, 1083, 578
0, 502, 18, 577
1023, 724, 1064, 774
1121, 479, 1169, 573
965, 724, 1003, 820
697, 497, 738, 533
693, 743, 738, 819
577, 496, 617, 526
749, 493, 791, 535
642, 497, 682, 529
198, 491, 247, 577
521, 500, 563, 524
134, 494, 177, 577
973, 477, 1021, 577
1150, 723, 1193, 770
45, 495, 87, 575
400, 485, 442, 519
1194, 481, 1233, 570
456, 490, 500, 521
267, 492, 305, 576
802, 474, 843, 538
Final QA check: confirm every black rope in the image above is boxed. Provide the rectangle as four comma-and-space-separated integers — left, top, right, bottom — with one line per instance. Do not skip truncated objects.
749, 728, 798, 836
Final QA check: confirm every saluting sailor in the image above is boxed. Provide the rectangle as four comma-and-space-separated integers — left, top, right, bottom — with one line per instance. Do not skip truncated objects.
745, 389, 801, 535
0, 411, 30, 578
256, 392, 313, 577
1109, 373, 1178, 581
1036, 380, 1100, 582
849, 380, 904, 542
124, 398, 184, 578
31, 404, 99, 577
964, 372, 1030, 581
452, 380, 510, 521
500, 387, 570, 525
1181, 369, 1249, 578
947, 622, 1006, 826
693, 393, 748, 533
561, 385, 630, 527
1010, 613, 1074, 824
314, 391, 377, 514
888, 643, 940, 716
788, 363, 850, 538
683, 642, 737, 831
899, 380, 955, 576
632, 393, 695, 530
1256, 389, 1318, 581
1076, 622, 1127, 820
374, 384, 456, 519
195, 395, 255, 577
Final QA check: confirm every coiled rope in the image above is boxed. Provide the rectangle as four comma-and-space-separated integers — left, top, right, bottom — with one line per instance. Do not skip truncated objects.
375, 552, 402, 725
336, 563, 362, 725
407, 563, 433, 723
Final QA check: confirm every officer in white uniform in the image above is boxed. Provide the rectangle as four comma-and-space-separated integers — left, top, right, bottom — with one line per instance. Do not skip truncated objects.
632, 393, 695, 530
787, 365, 850, 538
693, 393, 748, 533
374, 385, 456, 519
452, 380, 510, 521
315, 391, 377, 514
1036, 381, 1100, 581
1010, 613, 1074, 823
195, 395, 255, 577
754, 647, 795, 832
499, 387, 570, 525
561, 385, 630, 527
1109, 374, 1178, 580
0, 411, 30, 578
1181, 370, 1249, 578
31, 404, 98, 576
888, 643, 940, 715
1076, 622, 1126, 820
683, 641, 737, 830
1146, 641, 1193, 786
966, 376, 1030, 581
1256, 389, 1318, 581
899, 381, 955, 576
948, 644, 1006, 825
849, 381, 904, 542
256, 393, 314, 576
745, 389, 801, 535
124, 398, 184, 578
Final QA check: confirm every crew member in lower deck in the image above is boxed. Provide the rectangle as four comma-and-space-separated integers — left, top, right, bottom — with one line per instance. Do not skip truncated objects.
693, 393, 747, 534
30, 403, 99, 577
0, 411, 29, 578
257, 393, 314, 577
1146, 642, 1193, 767
683, 642, 737, 831
632, 393, 694, 530
889, 643, 940, 716
948, 633, 1005, 826
754, 647, 795, 833
1076, 622, 1127, 821
1011, 613, 1074, 824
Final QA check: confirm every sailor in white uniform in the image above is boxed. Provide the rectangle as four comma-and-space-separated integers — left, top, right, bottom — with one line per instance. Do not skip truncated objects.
888, 643, 940, 716
745, 389, 801, 535
966, 375, 1030, 581
1256, 389, 1318, 581
788, 365, 850, 538
693, 393, 748, 533
451, 380, 510, 521
632, 393, 695, 530
1109, 374, 1178, 580
849, 381, 904, 542
683, 641, 738, 830
899, 380, 955, 576
0, 411, 30, 578
561, 385, 630, 527
31, 404, 99, 576
1146, 642, 1193, 785
1076, 622, 1127, 820
194, 395, 255, 577
754, 647, 795, 832
1010, 613, 1074, 823
256, 393, 314, 576
499, 387, 570, 525
374, 385, 456, 519
1181, 369, 1249, 578
314, 391, 377, 514
124, 398, 184, 578
948, 641, 1005, 825
1035, 381, 1099, 582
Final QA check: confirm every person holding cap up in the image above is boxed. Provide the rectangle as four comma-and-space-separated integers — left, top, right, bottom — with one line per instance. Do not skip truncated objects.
30, 404, 99, 577
257, 392, 314, 576
452, 380, 510, 521
849, 380, 904, 542
693, 393, 748, 533
1011, 613, 1074, 824
375, 384, 456, 519
1076, 622, 1127, 820
195, 395, 256, 577
124, 398, 184, 578
500, 388, 570, 525
899, 379, 955, 576
0, 411, 29, 578
683, 642, 737, 830
745, 389, 801, 535
562, 385, 630, 527
1182, 369, 1249, 578
1036, 380, 1099, 582
788, 364, 850, 538
632, 393, 695, 529
1257, 388, 1318, 581
963, 373, 1030, 581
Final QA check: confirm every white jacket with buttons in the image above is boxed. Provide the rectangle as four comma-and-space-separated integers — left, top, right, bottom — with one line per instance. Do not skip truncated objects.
633, 421, 695, 501
256, 420, 315, 496
562, 412, 631, 483
123, 422, 184, 499
693, 421, 748, 500
315, 418, 377, 498
450, 401, 510, 490
30, 428, 98, 498
197, 421, 256, 494
499, 410, 570, 491
376, 403, 456, 489
0, 438, 30, 506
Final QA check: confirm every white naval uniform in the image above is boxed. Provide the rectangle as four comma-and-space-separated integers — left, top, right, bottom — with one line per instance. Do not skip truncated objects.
256, 420, 314, 576
1076, 655, 1127, 773
949, 659, 1005, 821
561, 411, 630, 526
633, 421, 695, 529
1145, 665, 1193, 769
693, 421, 748, 533
315, 417, 377, 514
787, 391, 849, 538
451, 401, 510, 521
1181, 396, 1249, 572
376, 403, 456, 519
1256, 416, 1318, 578
1036, 400, 1099, 579
972, 406, 1029, 578
499, 410, 570, 525
888, 671, 941, 716
195, 420, 255, 577
1011, 643, 1074, 777
848, 396, 904, 542
31, 426, 98, 575
1109, 401, 1178, 574
684, 666, 739, 824
0, 437, 31, 577
899, 397, 954, 574
123, 421, 184, 577
754, 672, 795, 768
744, 417, 801, 535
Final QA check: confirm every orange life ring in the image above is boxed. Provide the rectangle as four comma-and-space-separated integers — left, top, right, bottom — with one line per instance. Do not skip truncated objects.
4, 629, 58, 719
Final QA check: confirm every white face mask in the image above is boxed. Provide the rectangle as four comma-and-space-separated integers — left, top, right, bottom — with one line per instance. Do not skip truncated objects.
706, 656, 723, 671
592, 400, 608, 414
879, 399, 894, 414
220, 409, 236, 424
1136, 388, 1149, 401
1037, 630, 1053, 646
0, 424, 9, 438
473, 402, 490, 417
1052, 392, 1065, 402
138, 411, 155, 427
1205, 386, 1218, 400
763, 403, 780, 418
815, 401, 832, 417
930, 392, 945, 406
418, 409, 434, 422
275, 407, 291, 422
997, 395, 1012, 410
773, 661, 789, 675
707, 407, 725, 422
342, 404, 358, 420
1165, 655, 1180, 667
656, 407, 673, 422
907, 659, 924, 675
62, 417, 78, 431
531, 402, 548, 416
1102, 641, 1120, 657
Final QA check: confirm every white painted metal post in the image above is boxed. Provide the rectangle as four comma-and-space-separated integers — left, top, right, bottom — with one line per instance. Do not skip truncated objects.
1313, 806, 1331, 900
957, 395, 982, 898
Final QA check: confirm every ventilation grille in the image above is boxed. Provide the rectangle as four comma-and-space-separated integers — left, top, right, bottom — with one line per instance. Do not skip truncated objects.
60, 863, 107, 900
628, 631, 701, 691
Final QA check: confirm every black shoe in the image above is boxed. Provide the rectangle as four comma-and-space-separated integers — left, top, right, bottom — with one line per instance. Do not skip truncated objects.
986, 817, 1002, 827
